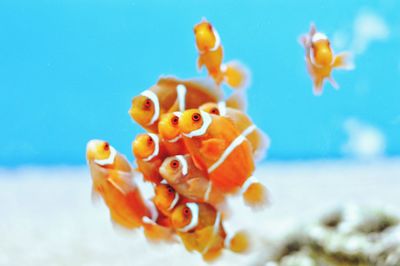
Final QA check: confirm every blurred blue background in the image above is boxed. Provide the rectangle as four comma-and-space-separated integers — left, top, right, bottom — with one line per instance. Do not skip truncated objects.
0, 0, 399, 166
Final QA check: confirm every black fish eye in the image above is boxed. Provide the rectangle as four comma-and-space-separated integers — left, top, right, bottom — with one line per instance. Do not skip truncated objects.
192, 113, 201, 122
171, 116, 179, 125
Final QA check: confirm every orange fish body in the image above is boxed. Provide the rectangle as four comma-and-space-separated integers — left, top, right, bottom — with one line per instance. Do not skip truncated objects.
194, 19, 249, 89
129, 76, 223, 132
86, 140, 151, 229
300, 24, 353, 95
171, 202, 249, 261
132, 133, 168, 184
159, 154, 225, 206
200, 102, 270, 161
158, 112, 188, 155
179, 109, 255, 193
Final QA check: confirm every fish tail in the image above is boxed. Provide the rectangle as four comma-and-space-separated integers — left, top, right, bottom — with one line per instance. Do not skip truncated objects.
242, 181, 269, 209
228, 230, 250, 253
332, 52, 355, 70
221, 60, 251, 90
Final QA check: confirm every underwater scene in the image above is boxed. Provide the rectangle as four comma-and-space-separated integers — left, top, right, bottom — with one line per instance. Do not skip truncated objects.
1, 0, 400, 265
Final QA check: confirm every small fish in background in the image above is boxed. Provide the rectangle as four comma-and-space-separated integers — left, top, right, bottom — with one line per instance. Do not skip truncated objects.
300, 23, 354, 95
129, 76, 223, 132
178, 109, 268, 208
171, 202, 250, 261
194, 18, 250, 89
132, 133, 168, 184
159, 154, 226, 208
158, 112, 188, 155
86, 140, 150, 229
200, 102, 270, 162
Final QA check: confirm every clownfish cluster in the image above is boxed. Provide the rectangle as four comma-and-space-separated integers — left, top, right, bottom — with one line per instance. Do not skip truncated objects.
86, 18, 270, 262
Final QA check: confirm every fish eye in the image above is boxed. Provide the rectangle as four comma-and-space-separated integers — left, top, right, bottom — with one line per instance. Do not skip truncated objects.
210, 107, 220, 115
143, 99, 152, 110
167, 185, 174, 194
170, 159, 180, 169
183, 207, 190, 217
103, 142, 110, 151
171, 116, 179, 126
191, 113, 201, 122
207, 24, 212, 31
147, 136, 153, 145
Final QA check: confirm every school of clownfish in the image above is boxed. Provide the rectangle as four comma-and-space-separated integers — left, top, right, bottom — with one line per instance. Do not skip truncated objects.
86, 19, 353, 261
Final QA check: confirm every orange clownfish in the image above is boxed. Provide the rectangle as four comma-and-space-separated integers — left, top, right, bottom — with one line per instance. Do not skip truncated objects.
86, 140, 151, 229
178, 109, 268, 208
194, 18, 249, 89
300, 24, 354, 95
129, 76, 223, 132
132, 133, 167, 184
157, 112, 188, 155
200, 102, 270, 162
171, 202, 249, 262
159, 154, 225, 207
153, 183, 186, 217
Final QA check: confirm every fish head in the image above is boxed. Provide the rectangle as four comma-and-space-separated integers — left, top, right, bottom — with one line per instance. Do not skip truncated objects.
171, 203, 195, 230
154, 183, 179, 213
129, 93, 158, 127
199, 102, 220, 115
311, 33, 333, 66
194, 20, 216, 52
86, 139, 112, 161
132, 133, 157, 160
159, 155, 188, 184
158, 112, 181, 141
179, 109, 212, 137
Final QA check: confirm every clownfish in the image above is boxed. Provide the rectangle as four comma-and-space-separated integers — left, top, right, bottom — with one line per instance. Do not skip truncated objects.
171, 202, 249, 261
129, 76, 223, 132
300, 23, 354, 95
178, 109, 268, 208
159, 154, 225, 207
86, 140, 151, 229
157, 112, 188, 155
132, 133, 167, 184
194, 18, 249, 89
153, 183, 186, 217
200, 102, 270, 161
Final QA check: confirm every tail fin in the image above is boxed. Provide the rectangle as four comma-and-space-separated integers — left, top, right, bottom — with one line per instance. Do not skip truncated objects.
242, 179, 269, 209
332, 52, 355, 70
253, 129, 271, 162
225, 90, 248, 112
228, 230, 250, 253
221, 60, 251, 90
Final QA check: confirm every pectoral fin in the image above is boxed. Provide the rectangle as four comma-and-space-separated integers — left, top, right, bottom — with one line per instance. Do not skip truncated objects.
200, 138, 226, 160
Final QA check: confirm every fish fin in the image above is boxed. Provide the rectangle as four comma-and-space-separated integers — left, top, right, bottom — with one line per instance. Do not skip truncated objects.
91, 186, 101, 204
332, 52, 355, 70
200, 138, 226, 160
187, 177, 210, 196
309, 23, 317, 36
184, 77, 224, 102
222, 60, 251, 90
313, 77, 324, 96
254, 129, 270, 162
142, 222, 176, 243
242, 182, 269, 209
178, 232, 198, 251
225, 90, 247, 112
107, 172, 135, 195
202, 248, 223, 262
228, 230, 250, 253
328, 76, 340, 90
197, 56, 204, 72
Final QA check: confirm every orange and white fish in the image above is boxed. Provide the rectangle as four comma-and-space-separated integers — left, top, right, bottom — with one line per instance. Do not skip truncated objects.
86, 140, 150, 229
194, 18, 249, 89
132, 133, 168, 184
178, 109, 268, 208
159, 154, 225, 207
157, 112, 188, 155
129, 76, 223, 132
171, 202, 249, 261
153, 183, 186, 217
200, 102, 270, 161
300, 23, 354, 95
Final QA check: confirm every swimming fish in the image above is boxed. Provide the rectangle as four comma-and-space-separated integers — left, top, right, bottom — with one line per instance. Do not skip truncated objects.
194, 18, 249, 89
178, 109, 268, 207
86, 139, 150, 229
157, 112, 188, 155
153, 183, 186, 217
171, 202, 249, 261
132, 133, 167, 184
159, 154, 225, 207
200, 102, 270, 161
300, 23, 354, 95
129, 76, 223, 132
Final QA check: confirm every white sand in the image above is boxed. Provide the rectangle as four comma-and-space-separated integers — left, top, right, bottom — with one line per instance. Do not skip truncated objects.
1, 159, 399, 266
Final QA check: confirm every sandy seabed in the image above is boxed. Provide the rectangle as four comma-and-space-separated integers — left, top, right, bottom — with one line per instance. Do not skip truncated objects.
1, 159, 399, 266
